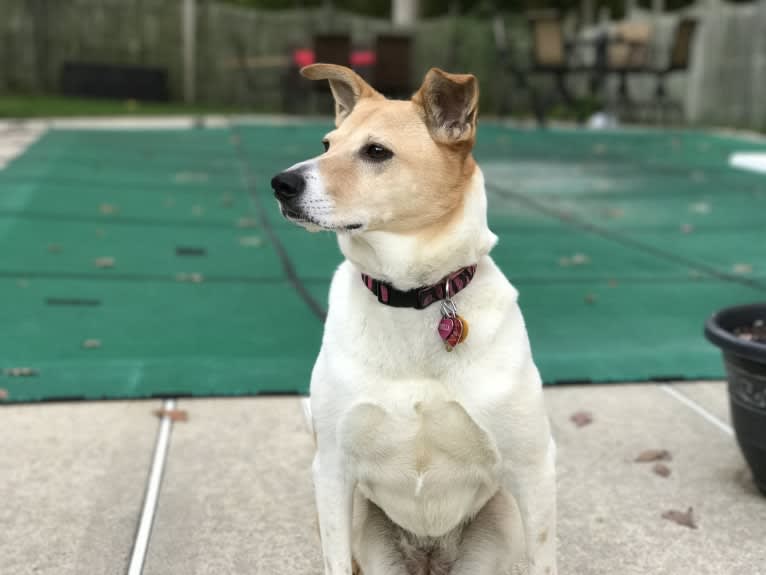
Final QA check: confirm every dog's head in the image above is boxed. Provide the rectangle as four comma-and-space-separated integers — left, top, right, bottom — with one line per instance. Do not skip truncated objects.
271, 64, 479, 234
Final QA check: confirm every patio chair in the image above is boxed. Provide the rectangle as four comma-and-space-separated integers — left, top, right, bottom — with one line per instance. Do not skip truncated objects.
373, 34, 412, 99
607, 20, 652, 111
652, 18, 697, 121
527, 11, 592, 122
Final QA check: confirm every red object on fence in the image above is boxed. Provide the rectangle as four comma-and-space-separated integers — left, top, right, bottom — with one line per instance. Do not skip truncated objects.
291, 49, 376, 68
293, 49, 314, 68
351, 50, 376, 67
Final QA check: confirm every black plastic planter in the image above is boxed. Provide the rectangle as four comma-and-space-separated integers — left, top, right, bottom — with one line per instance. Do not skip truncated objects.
705, 303, 766, 496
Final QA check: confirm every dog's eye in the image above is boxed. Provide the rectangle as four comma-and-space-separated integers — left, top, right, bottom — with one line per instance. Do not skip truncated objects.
322, 139, 330, 152
362, 143, 393, 162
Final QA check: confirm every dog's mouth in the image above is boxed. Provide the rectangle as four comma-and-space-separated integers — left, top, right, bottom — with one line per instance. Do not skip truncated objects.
281, 206, 363, 232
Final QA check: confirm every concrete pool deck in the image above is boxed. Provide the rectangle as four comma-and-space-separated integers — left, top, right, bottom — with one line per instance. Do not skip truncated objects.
3, 382, 765, 575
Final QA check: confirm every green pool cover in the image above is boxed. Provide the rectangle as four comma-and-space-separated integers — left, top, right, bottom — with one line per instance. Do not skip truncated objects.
1, 122, 764, 402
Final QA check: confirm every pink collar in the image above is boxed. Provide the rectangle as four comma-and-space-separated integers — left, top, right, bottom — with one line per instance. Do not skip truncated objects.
360, 265, 477, 310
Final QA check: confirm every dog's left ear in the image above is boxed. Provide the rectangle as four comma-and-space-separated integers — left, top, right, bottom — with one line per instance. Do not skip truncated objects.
413, 68, 479, 145
301, 63, 382, 127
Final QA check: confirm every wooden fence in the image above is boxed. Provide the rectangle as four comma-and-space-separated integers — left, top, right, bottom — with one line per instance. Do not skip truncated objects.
0, 0, 764, 130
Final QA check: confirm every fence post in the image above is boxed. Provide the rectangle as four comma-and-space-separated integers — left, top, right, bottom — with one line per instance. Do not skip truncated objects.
182, 0, 196, 103
393, 0, 418, 28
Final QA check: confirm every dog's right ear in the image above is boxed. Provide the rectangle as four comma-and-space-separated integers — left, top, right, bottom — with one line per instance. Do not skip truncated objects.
301, 64, 381, 126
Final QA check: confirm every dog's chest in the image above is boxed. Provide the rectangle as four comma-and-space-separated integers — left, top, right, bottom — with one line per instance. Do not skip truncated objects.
340, 392, 501, 537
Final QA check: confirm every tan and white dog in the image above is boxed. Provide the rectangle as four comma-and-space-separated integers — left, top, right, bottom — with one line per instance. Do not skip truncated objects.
271, 64, 557, 575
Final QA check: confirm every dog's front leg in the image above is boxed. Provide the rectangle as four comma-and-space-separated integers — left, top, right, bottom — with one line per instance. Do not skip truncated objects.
503, 437, 557, 575
313, 449, 354, 575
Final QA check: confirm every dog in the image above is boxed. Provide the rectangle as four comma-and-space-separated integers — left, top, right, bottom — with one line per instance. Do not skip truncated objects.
271, 64, 557, 575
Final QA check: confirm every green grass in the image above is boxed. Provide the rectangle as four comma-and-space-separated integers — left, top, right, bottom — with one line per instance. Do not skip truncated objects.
0, 94, 257, 118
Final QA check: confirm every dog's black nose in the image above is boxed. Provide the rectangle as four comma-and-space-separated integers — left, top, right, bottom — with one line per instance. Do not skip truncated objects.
271, 171, 305, 201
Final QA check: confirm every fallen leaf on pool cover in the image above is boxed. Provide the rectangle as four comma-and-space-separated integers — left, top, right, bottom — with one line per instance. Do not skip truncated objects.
239, 235, 264, 247
571, 253, 589, 265
570, 410, 593, 427
635, 449, 672, 462
559, 253, 590, 267
175, 272, 204, 283
174, 172, 209, 184
653, 463, 672, 477
689, 201, 711, 214
153, 408, 189, 422
3, 367, 38, 377
237, 217, 258, 228
662, 507, 697, 529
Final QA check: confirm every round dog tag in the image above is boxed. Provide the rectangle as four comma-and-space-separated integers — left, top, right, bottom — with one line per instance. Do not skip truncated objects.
457, 315, 469, 343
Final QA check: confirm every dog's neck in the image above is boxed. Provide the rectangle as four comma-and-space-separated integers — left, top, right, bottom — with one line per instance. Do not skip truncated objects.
337, 169, 498, 291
